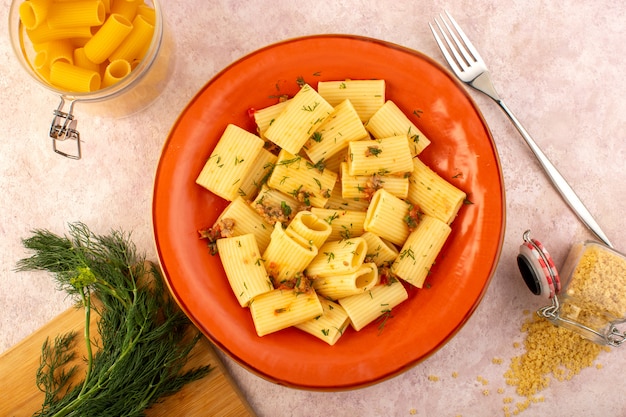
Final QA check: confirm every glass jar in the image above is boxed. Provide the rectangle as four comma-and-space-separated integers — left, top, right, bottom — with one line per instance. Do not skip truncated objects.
8, 0, 172, 159
517, 230, 626, 346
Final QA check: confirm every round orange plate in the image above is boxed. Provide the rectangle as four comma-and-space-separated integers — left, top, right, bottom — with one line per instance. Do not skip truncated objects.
152, 35, 505, 390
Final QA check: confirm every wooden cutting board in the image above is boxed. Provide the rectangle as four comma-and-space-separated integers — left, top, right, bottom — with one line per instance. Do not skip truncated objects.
0, 303, 257, 417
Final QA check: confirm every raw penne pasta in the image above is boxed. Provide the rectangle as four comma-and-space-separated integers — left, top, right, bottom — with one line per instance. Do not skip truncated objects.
237, 148, 277, 201
361, 232, 399, 267
286, 211, 332, 249
313, 262, 378, 299
263, 223, 318, 283
294, 296, 350, 346
305, 238, 367, 278
391, 215, 451, 288
251, 185, 301, 225
215, 196, 273, 253
340, 162, 409, 200
310, 207, 367, 241
109, 14, 155, 62
266, 149, 337, 209
19, 0, 51, 30
102, 59, 131, 87
84, 13, 133, 64
217, 234, 273, 307
264, 84, 333, 155
338, 279, 409, 331
49, 61, 101, 92
46, 0, 106, 28
317, 79, 385, 122
364, 189, 411, 246
347, 135, 414, 176
253, 99, 291, 139
249, 288, 323, 337
365, 100, 431, 156
407, 157, 467, 225
302, 99, 369, 164
196, 124, 265, 201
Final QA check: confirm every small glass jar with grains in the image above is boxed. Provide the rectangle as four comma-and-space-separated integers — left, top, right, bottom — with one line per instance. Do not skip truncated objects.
517, 230, 626, 346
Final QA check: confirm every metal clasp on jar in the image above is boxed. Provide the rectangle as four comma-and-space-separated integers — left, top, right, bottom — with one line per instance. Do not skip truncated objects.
49, 97, 81, 160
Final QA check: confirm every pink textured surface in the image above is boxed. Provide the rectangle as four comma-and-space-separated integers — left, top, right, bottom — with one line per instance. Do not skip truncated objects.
1, 1, 625, 416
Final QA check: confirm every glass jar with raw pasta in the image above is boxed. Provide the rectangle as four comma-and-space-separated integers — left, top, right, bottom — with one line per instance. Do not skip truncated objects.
9, 0, 172, 159
517, 230, 626, 346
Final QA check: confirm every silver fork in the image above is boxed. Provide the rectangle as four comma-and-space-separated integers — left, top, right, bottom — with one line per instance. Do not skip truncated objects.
430, 11, 613, 248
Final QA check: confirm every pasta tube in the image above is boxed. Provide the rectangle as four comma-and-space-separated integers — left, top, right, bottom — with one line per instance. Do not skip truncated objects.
310, 207, 366, 241
49, 61, 101, 92
294, 296, 350, 346
263, 223, 318, 283
251, 185, 300, 225
286, 211, 332, 249
266, 149, 337, 209
302, 99, 369, 164
338, 279, 409, 331
216, 234, 273, 307
323, 186, 370, 212
109, 14, 155, 63
407, 157, 467, 225
46, 0, 106, 28
305, 238, 367, 278
196, 124, 265, 201
361, 232, 399, 267
253, 99, 290, 139
216, 196, 273, 253
317, 79, 385, 122
236, 148, 277, 201
347, 135, 414, 176
84, 13, 133, 64
340, 162, 409, 200
264, 84, 333, 155
363, 189, 411, 246
249, 288, 323, 337
391, 215, 451, 288
313, 262, 379, 299
19, 0, 52, 30
365, 100, 431, 156
102, 59, 131, 88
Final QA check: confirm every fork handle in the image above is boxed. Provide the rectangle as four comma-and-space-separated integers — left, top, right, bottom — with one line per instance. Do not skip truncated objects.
496, 100, 613, 248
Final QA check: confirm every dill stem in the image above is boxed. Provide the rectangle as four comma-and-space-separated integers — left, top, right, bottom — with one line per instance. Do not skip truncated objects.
77, 289, 93, 398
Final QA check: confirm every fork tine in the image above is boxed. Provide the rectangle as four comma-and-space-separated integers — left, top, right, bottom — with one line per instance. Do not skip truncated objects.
432, 17, 470, 73
428, 22, 462, 75
443, 10, 484, 64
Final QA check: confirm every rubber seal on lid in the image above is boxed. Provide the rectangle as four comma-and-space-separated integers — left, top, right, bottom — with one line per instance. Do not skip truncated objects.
517, 230, 561, 299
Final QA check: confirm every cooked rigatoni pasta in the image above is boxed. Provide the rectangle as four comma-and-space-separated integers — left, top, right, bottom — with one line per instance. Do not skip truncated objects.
302, 99, 369, 164
50, 61, 101, 92
340, 162, 409, 200
236, 148, 277, 201
216, 234, 273, 307
250, 288, 323, 336
216, 196, 273, 253
305, 238, 367, 278
363, 189, 411, 246
253, 99, 290, 139
313, 262, 378, 299
196, 78, 467, 343
347, 135, 414, 176
266, 149, 337, 208
264, 84, 333, 154
46, 0, 106, 29
196, 124, 265, 201
286, 211, 332, 249
310, 207, 366, 241
252, 185, 300, 225
294, 296, 350, 346
391, 215, 451, 288
407, 157, 467, 225
317, 79, 385, 122
360, 232, 399, 267
365, 100, 431, 156
263, 223, 318, 283
338, 279, 409, 331
84, 13, 133, 64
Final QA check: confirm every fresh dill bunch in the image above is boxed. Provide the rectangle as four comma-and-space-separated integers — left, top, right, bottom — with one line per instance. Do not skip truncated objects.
16, 222, 211, 417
